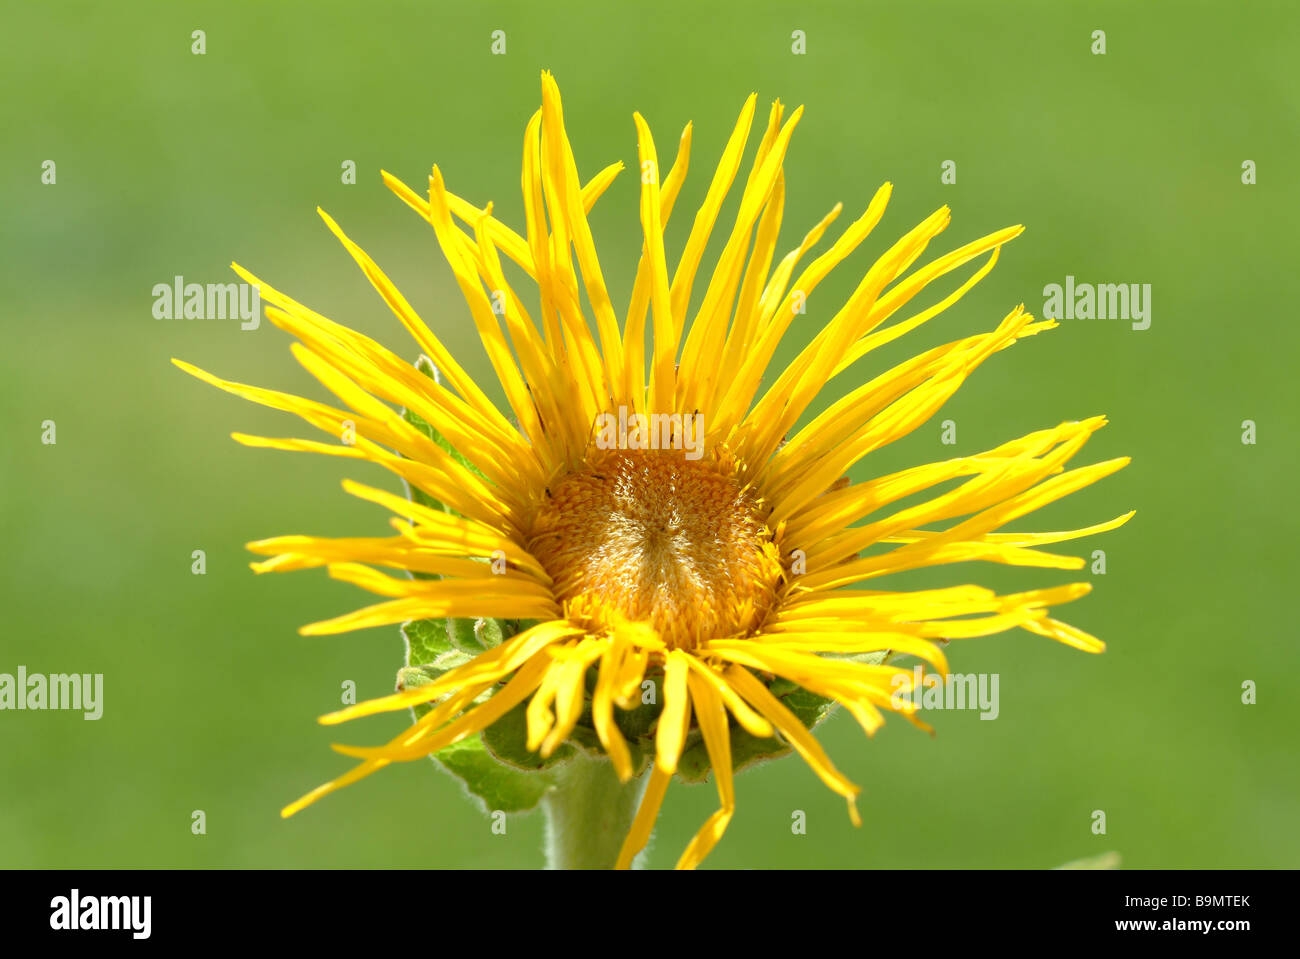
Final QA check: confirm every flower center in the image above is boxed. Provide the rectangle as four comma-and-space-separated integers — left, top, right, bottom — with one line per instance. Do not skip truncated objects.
529, 450, 784, 648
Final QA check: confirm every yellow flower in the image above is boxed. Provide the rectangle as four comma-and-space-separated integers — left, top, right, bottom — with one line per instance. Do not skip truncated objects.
176, 72, 1132, 869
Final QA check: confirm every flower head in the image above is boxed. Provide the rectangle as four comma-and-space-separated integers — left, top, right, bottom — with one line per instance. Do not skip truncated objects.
177, 73, 1131, 869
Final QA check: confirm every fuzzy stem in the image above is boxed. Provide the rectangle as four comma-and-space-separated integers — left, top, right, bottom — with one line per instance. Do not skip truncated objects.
542, 752, 649, 869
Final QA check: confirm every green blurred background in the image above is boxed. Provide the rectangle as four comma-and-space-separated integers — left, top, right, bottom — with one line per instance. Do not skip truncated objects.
3, 0, 1297, 868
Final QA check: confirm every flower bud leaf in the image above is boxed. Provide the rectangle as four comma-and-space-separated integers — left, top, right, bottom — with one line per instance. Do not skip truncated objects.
446, 616, 486, 654
473, 616, 506, 649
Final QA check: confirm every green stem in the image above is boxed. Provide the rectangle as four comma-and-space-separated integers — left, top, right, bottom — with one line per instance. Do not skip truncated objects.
542, 752, 649, 869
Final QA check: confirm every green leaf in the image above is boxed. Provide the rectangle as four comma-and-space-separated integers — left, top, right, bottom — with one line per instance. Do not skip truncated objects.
402, 639, 558, 813
781, 685, 839, 728
675, 723, 785, 783
481, 700, 575, 771
831, 649, 893, 667
395, 361, 559, 814
401, 618, 454, 666
440, 615, 511, 655
431, 733, 554, 814
403, 481, 447, 516
764, 649, 894, 734
391, 356, 559, 814
564, 723, 606, 756
674, 681, 839, 784
398, 354, 488, 520
404, 355, 484, 477
446, 616, 486, 654
474, 617, 507, 648
612, 676, 663, 743
402, 620, 558, 813
503, 618, 543, 638
398, 648, 475, 691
